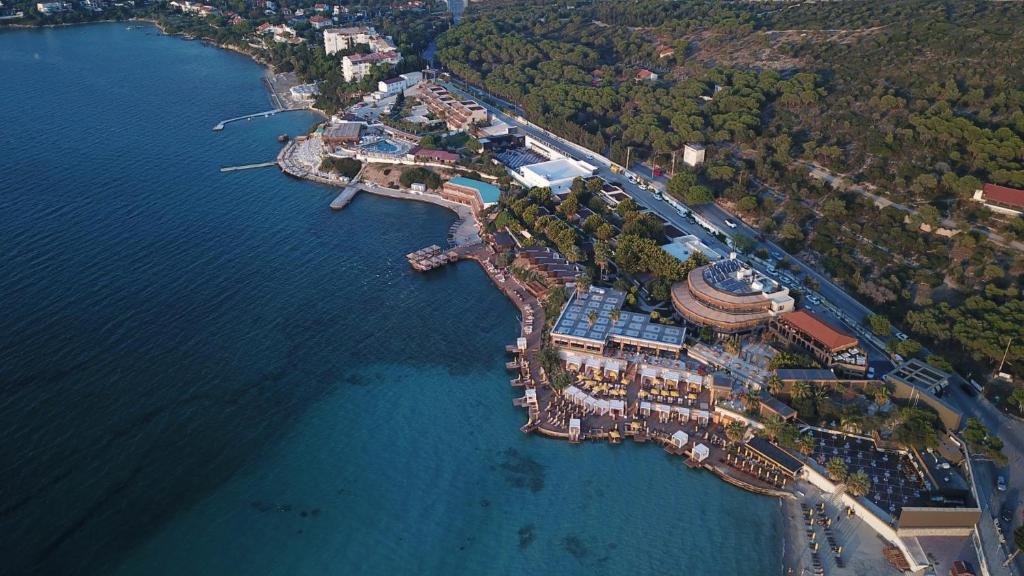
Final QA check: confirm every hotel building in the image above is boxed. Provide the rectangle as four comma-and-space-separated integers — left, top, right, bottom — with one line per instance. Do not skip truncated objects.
440, 177, 500, 215
768, 310, 868, 376
342, 51, 401, 82
671, 258, 794, 335
419, 83, 489, 131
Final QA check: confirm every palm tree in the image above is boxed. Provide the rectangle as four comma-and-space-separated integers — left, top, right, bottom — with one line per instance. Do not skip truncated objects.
826, 456, 848, 483
791, 381, 812, 401
610, 309, 621, 324
725, 421, 747, 445
762, 415, 785, 441
575, 271, 591, 296
766, 374, 783, 396
846, 470, 871, 497
796, 435, 815, 456
874, 386, 891, 407
594, 240, 612, 281
587, 310, 598, 325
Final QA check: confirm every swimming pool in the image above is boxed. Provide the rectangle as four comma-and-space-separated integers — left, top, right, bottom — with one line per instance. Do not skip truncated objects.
363, 139, 400, 154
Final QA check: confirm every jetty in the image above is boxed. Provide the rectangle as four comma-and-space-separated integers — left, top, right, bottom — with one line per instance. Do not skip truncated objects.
220, 161, 278, 172
212, 109, 281, 131
330, 185, 362, 210
407, 245, 459, 272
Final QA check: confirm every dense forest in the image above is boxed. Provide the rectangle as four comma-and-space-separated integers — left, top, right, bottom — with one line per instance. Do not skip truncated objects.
438, 0, 1024, 376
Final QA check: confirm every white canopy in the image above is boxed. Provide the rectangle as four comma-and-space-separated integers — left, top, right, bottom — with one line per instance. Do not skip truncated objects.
674, 406, 691, 419
696, 409, 710, 422
566, 356, 583, 369
671, 430, 689, 448
604, 359, 624, 375
564, 385, 580, 398
517, 337, 528, 350
608, 399, 626, 412
654, 403, 671, 413
639, 401, 652, 413
569, 418, 581, 431
596, 399, 610, 414
584, 396, 598, 410
686, 373, 703, 386
525, 389, 537, 401
585, 356, 603, 372
663, 370, 682, 385
641, 367, 659, 379
692, 443, 710, 462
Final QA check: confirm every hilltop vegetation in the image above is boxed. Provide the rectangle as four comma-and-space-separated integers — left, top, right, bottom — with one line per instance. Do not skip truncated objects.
438, 0, 1024, 376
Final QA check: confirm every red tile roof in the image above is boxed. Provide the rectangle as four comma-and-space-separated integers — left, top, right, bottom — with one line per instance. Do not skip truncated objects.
414, 148, 459, 162
779, 310, 857, 351
983, 183, 1024, 208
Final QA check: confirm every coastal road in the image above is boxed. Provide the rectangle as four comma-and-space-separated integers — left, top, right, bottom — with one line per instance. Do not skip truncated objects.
440, 78, 891, 366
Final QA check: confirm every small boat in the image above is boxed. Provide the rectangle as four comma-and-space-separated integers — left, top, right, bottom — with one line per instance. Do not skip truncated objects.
277, 134, 289, 143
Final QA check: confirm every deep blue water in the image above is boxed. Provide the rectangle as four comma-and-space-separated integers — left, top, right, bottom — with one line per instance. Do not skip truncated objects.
0, 23, 783, 576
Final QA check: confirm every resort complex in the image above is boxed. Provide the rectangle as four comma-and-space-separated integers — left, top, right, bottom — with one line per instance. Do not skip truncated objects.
265, 58, 1006, 576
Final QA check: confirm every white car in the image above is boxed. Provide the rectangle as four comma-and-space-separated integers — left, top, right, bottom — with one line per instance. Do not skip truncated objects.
725, 219, 737, 228
896, 332, 909, 341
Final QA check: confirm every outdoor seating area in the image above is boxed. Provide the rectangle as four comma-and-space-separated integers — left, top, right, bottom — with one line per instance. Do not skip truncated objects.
495, 147, 546, 170
802, 501, 846, 574
804, 429, 928, 516
637, 366, 706, 407
722, 441, 798, 489
565, 356, 630, 399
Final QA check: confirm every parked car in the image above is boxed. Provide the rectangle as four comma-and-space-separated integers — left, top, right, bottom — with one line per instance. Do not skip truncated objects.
725, 219, 737, 228
896, 332, 909, 341
867, 367, 876, 379
998, 476, 1007, 492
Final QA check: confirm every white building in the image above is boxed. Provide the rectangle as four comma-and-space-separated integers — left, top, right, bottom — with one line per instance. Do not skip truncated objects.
375, 71, 422, 97
35, 1, 67, 13
323, 26, 376, 54
515, 158, 598, 194
661, 234, 722, 263
682, 143, 706, 167
289, 83, 319, 102
309, 15, 332, 29
342, 51, 401, 82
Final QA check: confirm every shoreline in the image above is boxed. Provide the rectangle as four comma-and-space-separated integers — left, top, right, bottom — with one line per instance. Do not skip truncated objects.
224, 29, 802, 574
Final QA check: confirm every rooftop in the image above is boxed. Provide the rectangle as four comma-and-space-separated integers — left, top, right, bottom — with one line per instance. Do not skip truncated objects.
982, 183, 1024, 208
886, 358, 951, 392
778, 310, 858, 351
413, 148, 459, 162
520, 158, 595, 184
446, 177, 501, 204
775, 368, 839, 382
552, 287, 685, 348
702, 259, 784, 297
323, 122, 362, 140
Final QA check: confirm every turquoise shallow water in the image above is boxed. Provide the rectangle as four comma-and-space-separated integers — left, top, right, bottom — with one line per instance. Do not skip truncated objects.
0, 23, 783, 576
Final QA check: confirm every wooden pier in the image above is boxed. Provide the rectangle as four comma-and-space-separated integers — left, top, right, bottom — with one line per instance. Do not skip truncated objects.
407, 245, 459, 272
330, 185, 361, 210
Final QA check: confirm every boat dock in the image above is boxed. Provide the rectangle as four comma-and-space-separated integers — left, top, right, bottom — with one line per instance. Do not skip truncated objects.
212, 109, 281, 131
330, 185, 362, 210
220, 161, 278, 172
406, 245, 459, 272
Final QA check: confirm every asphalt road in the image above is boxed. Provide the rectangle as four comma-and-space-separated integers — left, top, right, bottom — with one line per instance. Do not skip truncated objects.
440, 79, 892, 367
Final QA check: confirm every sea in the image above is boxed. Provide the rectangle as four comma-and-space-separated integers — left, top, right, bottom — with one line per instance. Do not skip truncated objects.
0, 23, 783, 576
